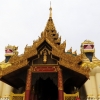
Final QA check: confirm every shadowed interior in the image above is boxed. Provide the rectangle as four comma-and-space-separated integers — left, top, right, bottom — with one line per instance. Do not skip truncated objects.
33, 77, 58, 100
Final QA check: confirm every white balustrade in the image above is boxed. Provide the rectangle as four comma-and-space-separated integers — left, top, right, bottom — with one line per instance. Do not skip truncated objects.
0, 97, 9, 100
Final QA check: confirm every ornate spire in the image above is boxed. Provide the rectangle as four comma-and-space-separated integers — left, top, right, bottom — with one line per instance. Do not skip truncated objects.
43, 3, 61, 45
49, 1, 52, 18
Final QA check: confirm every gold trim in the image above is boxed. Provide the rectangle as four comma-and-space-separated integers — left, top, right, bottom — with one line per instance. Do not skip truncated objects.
0, 69, 2, 78
31, 66, 58, 73
1, 59, 28, 76
31, 64, 58, 66
64, 92, 79, 97
59, 59, 90, 78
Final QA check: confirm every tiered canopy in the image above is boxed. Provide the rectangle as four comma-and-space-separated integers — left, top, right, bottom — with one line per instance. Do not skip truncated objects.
0, 6, 90, 89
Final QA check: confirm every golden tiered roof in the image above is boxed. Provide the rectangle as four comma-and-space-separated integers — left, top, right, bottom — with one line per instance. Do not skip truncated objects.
0, 5, 90, 79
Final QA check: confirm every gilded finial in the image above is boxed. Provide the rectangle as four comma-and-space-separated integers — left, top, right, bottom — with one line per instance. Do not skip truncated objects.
49, 1, 52, 18
67, 47, 72, 54
72, 50, 77, 56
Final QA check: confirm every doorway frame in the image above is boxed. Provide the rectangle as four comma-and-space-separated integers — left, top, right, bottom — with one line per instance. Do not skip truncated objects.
25, 65, 64, 100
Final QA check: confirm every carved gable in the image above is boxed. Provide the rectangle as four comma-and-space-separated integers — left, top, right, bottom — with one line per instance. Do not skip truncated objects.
28, 41, 58, 65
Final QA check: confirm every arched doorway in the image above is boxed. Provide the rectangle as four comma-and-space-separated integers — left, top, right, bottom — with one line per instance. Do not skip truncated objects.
33, 77, 58, 100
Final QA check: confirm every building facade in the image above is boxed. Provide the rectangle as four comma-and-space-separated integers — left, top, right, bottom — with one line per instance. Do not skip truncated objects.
0, 5, 100, 100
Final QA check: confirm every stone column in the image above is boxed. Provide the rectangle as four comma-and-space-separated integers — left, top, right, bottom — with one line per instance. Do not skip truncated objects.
91, 75, 97, 99
0, 81, 3, 97
58, 68, 64, 100
84, 78, 92, 100
1, 83, 13, 98
25, 68, 32, 100
95, 73, 100, 99
84, 75, 97, 99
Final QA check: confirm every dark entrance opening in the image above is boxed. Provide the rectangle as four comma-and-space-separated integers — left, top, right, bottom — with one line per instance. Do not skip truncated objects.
34, 77, 58, 100
64, 77, 76, 94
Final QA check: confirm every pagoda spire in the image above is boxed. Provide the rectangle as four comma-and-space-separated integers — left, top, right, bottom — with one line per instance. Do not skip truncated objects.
49, 1, 52, 18
42, 3, 61, 45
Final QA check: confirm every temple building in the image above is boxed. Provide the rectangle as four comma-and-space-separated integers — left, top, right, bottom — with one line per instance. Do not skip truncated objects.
0, 5, 100, 100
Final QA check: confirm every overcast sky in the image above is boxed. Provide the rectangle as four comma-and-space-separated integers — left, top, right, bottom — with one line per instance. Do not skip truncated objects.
0, 0, 100, 61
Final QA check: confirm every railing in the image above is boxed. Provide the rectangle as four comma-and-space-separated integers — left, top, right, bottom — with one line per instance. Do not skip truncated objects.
0, 92, 79, 100
64, 92, 79, 100
87, 95, 97, 100
0, 97, 9, 100
98, 95, 100, 100
0, 92, 25, 100
10, 92, 25, 100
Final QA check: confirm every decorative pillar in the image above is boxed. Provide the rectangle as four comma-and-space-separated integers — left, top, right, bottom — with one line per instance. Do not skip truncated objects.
30, 87, 34, 100
0, 81, 3, 97
95, 73, 100, 99
84, 75, 97, 100
25, 68, 32, 100
90, 75, 97, 99
58, 67, 64, 100
84, 79, 93, 100
1, 83, 13, 98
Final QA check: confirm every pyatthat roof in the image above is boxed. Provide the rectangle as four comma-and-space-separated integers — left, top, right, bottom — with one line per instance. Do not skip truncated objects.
0, 6, 90, 88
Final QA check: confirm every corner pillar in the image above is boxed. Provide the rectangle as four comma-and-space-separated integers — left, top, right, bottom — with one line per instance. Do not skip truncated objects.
95, 73, 100, 99
0, 81, 3, 97
58, 67, 64, 100
25, 68, 32, 100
